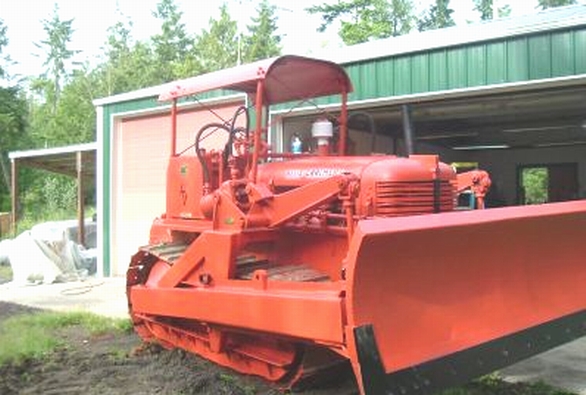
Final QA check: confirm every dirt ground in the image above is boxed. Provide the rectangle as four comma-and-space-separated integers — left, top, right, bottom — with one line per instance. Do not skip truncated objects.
0, 301, 579, 395
0, 302, 357, 395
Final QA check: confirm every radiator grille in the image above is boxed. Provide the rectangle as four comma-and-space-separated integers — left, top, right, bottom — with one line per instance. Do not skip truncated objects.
374, 180, 455, 216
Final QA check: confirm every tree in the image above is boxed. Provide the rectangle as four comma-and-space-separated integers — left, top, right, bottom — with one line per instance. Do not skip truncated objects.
152, 0, 194, 81
387, 0, 416, 36
474, 0, 512, 20
0, 87, 28, 205
195, 4, 239, 72
51, 69, 97, 145
307, 0, 415, 45
522, 168, 548, 204
34, 3, 78, 113
101, 14, 134, 96
0, 19, 7, 80
475, 0, 490, 20
105, 14, 133, 67
538, 0, 577, 9
0, 20, 29, 209
418, 0, 455, 32
99, 12, 161, 94
498, 4, 512, 18
242, 0, 282, 62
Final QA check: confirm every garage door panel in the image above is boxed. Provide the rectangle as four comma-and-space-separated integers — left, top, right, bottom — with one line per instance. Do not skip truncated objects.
112, 100, 244, 276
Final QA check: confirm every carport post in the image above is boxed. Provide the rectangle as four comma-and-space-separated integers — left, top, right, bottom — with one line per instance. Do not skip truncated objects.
10, 158, 17, 236
77, 151, 85, 247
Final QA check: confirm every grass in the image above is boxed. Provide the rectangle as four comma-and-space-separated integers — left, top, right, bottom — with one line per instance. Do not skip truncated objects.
14, 205, 96, 235
0, 264, 12, 281
0, 311, 132, 365
440, 374, 577, 395
0, 311, 577, 395
217, 373, 256, 395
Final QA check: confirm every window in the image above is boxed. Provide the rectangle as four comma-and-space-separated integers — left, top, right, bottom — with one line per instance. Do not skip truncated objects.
518, 164, 578, 205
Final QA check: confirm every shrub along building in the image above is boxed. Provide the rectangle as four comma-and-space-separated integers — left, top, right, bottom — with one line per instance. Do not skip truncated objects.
94, 5, 586, 277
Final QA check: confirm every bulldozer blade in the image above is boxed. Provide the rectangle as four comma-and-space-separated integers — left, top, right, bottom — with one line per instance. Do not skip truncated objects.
345, 200, 586, 395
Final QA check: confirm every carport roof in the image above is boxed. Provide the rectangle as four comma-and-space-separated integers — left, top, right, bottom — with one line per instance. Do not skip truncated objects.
8, 142, 96, 180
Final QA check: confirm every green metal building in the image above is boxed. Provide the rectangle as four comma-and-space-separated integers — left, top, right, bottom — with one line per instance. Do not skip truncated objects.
94, 5, 586, 276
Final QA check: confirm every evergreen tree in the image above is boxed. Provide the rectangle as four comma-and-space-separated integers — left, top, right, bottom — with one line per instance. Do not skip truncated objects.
195, 4, 239, 72
307, 0, 415, 45
474, 0, 512, 20
34, 3, 78, 113
418, 0, 455, 31
475, 0, 493, 20
53, 68, 97, 144
243, 0, 282, 62
0, 19, 7, 79
538, 0, 577, 9
0, 85, 28, 209
100, 12, 161, 94
498, 4, 512, 18
152, 0, 194, 81
388, 0, 416, 36
102, 14, 133, 95
0, 20, 29, 207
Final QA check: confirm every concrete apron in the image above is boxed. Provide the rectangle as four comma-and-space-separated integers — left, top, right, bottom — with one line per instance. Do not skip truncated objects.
0, 278, 585, 394
0, 277, 128, 318
500, 339, 586, 395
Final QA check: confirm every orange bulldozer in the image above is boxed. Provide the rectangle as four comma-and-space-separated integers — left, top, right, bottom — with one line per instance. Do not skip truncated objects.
126, 55, 586, 394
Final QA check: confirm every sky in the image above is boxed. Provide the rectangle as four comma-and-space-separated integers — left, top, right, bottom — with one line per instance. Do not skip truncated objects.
0, 0, 573, 80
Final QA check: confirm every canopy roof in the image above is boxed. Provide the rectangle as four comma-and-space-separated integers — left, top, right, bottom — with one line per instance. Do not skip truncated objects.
9, 142, 96, 181
159, 55, 353, 105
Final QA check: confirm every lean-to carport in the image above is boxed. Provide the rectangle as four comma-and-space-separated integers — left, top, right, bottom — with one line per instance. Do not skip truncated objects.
8, 142, 96, 245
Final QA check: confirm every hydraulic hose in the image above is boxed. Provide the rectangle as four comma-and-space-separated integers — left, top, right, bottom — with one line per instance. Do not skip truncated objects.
195, 122, 231, 185
231, 106, 250, 138
195, 107, 250, 187
224, 106, 250, 167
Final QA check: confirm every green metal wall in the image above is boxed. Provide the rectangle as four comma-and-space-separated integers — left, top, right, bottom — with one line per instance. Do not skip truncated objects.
278, 27, 586, 110
347, 28, 586, 101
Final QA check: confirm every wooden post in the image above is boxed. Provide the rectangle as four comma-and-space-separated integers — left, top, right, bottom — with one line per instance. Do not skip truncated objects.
77, 151, 85, 247
11, 158, 17, 237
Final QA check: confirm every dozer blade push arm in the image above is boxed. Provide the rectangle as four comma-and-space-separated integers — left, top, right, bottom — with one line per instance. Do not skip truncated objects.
247, 173, 359, 228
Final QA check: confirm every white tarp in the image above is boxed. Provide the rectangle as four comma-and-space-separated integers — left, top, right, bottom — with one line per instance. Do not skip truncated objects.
6, 220, 97, 285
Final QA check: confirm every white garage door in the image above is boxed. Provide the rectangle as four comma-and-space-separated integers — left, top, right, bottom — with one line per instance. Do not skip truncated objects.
111, 99, 244, 275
